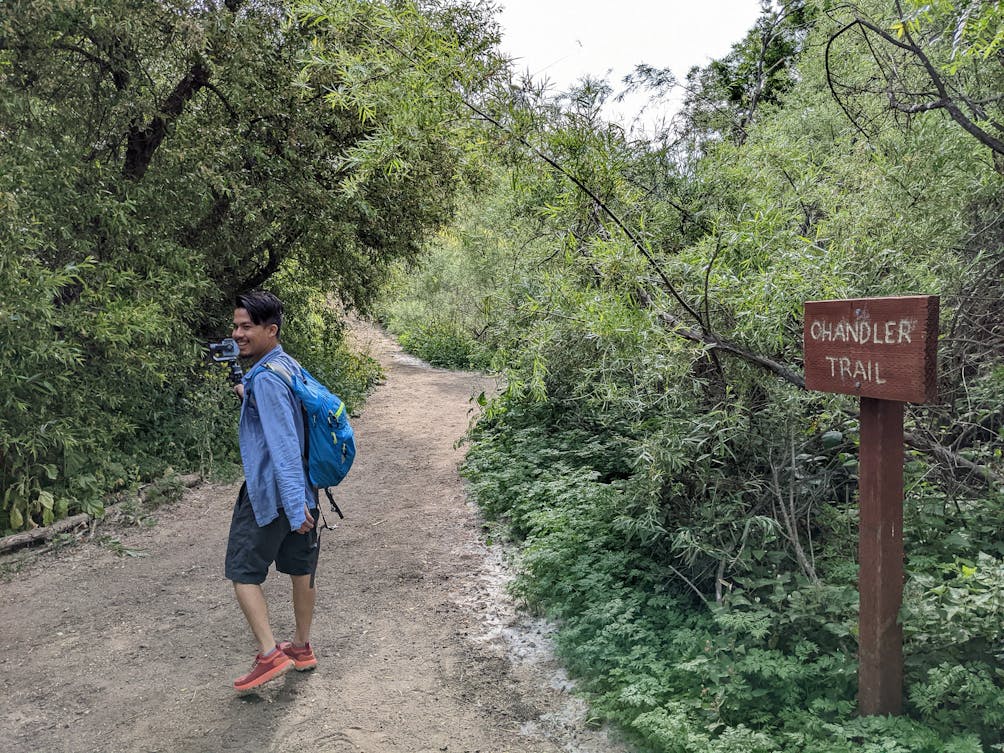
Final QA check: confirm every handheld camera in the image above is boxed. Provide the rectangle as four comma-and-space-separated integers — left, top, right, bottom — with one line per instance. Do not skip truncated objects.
207, 337, 244, 385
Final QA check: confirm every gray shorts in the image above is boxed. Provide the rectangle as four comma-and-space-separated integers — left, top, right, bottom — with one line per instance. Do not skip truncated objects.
225, 484, 318, 584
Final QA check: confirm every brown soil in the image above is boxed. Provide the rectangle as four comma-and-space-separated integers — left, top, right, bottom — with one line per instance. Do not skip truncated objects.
0, 324, 631, 753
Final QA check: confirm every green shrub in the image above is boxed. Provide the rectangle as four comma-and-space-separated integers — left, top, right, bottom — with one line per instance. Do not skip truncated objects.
463, 391, 1004, 752
0, 251, 376, 534
397, 322, 489, 370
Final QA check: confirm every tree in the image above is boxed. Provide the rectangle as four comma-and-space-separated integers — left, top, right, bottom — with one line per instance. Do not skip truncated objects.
676, 0, 815, 150
0, 0, 503, 530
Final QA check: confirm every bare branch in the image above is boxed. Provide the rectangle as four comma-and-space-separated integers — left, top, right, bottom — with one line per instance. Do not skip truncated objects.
203, 80, 238, 122
825, 21, 875, 140
702, 235, 722, 331
888, 97, 951, 113
636, 288, 807, 389
462, 98, 708, 329
905, 431, 1004, 488
831, 12, 1004, 157
771, 447, 819, 585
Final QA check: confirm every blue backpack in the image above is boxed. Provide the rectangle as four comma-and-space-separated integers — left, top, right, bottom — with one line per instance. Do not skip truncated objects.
263, 362, 356, 516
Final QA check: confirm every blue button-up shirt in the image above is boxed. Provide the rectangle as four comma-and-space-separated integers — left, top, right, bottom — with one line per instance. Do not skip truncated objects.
239, 345, 312, 530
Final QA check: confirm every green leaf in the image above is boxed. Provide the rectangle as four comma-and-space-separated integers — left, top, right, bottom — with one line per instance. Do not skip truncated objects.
37, 490, 54, 510
821, 430, 843, 448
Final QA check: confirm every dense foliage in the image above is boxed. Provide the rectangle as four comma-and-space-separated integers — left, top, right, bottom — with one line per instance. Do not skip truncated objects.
382, 0, 1004, 750
0, 0, 501, 530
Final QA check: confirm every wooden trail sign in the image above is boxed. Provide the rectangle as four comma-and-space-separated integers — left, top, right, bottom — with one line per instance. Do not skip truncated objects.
803, 295, 939, 717
804, 296, 938, 403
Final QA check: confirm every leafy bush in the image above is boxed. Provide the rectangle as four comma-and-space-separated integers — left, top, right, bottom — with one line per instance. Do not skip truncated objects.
271, 263, 383, 412
0, 256, 86, 530
398, 322, 489, 370
464, 393, 1003, 751
374, 171, 532, 371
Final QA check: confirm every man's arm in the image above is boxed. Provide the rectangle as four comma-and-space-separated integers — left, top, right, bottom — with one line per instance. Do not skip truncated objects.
254, 373, 312, 531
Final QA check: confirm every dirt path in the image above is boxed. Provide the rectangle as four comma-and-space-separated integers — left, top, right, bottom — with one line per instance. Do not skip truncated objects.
0, 325, 630, 753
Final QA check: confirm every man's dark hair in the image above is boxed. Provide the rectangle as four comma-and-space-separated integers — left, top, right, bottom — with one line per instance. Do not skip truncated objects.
235, 290, 283, 336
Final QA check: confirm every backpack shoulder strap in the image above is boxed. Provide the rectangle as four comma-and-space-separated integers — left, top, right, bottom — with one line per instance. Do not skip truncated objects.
260, 361, 311, 475
263, 361, 295, 388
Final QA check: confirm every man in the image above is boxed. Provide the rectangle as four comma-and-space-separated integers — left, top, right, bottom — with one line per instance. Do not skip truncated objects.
225, 290, 319, 692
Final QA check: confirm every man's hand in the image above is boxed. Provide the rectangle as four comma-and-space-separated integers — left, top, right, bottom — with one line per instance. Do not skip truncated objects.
296, 505, 315, 534
233, 383, 245, 401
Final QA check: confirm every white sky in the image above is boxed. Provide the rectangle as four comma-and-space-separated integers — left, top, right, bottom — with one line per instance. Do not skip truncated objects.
496, 0, 764, 131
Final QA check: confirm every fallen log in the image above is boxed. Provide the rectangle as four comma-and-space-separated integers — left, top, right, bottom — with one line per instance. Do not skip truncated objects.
0, 473, 203, 555
0, 513, 91, 555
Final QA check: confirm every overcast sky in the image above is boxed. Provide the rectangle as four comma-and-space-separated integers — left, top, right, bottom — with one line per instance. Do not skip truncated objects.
496, 0, 764, 129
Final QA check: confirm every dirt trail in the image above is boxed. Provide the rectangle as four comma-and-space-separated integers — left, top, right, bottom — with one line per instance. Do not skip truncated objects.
0, 324, 630, 753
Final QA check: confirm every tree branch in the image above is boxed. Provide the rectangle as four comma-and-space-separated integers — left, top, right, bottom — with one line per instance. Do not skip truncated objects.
825, 21, 875, 140
636, 288, 806, 389
238, 231, 304, 292
123, 61, 211, 180
905, 431, 1004, 489
888, 97, 951, 113
203, 80, 238, 122
849, 14, 1004, 156
462, 99, 708, 329
121, 0, 250, 180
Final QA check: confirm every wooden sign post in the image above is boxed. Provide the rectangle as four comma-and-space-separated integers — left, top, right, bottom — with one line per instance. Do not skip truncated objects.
803, 295, 939, 717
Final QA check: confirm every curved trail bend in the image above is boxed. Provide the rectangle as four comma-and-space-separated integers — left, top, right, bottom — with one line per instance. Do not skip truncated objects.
0, 324, 629, 753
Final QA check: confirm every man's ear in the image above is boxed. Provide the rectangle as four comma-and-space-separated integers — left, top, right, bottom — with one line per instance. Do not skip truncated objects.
267, 323, 279, 339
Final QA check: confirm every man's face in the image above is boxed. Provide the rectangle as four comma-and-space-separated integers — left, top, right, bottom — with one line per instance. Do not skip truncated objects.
231, 308, 278, 361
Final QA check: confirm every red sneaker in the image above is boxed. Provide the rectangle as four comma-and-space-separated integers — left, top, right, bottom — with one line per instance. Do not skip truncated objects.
277, 641, 318, 671
233, 647, 295, 691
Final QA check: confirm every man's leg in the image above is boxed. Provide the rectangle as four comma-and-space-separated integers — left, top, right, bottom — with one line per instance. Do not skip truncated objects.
233, 582, 277, 655
231, 580, 294, 691
291, 574, 315, 646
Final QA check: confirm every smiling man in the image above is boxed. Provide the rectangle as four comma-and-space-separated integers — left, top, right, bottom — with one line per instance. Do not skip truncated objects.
225, 290, 320, 692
